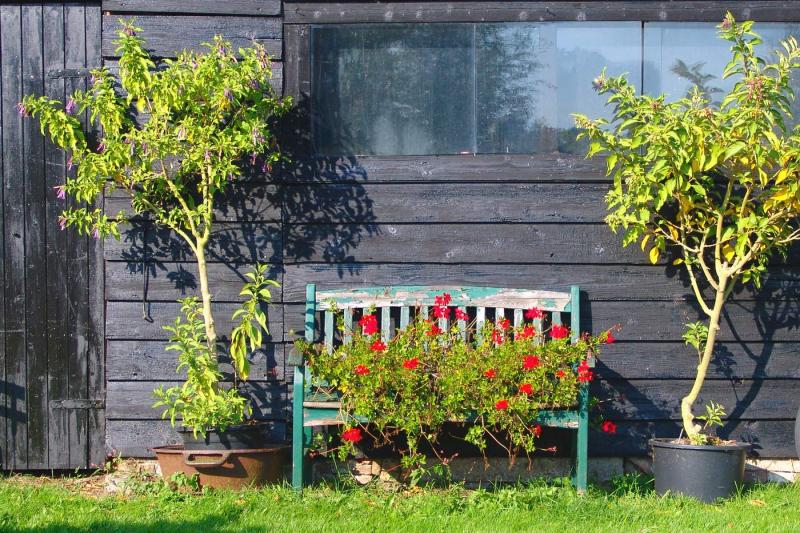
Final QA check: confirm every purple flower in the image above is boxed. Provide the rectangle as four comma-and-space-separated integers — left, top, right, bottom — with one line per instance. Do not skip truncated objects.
250, 152, 258, 165
249, 79, 260, 90
217, 43, 227, 56
65, 98, 77, 115
204, 149, 211, 162
16, 102, 28, 117
92, 228, 100, 240
58, 217, 67, 231
66, 156, 73, 170
251, 128, 264, 145
176, 127, 186, 141
122, 26, 136, 37
97, 141, 105, 153
90, 73, 98, 85
261, 161, 270, 174
54, 185, 66, 200
223, 88, 233, 102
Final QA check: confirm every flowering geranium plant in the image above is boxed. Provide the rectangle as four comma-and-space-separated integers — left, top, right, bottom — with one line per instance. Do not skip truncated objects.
295, 294, 616, 478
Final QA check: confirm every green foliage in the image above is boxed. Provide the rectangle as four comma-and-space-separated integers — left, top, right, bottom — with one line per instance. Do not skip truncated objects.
229, 263, 279, 381
575, 14, 800, 292
690, 402, 727, 445
575, 14, 800, 440
682, 322, 709, 353
296, 301, 613, 480
21, 19, 290, 243
153, 297, 251, 437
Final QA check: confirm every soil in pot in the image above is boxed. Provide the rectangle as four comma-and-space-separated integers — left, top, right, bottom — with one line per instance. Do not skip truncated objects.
650, 438, 749, 503
179, 423, 268, 451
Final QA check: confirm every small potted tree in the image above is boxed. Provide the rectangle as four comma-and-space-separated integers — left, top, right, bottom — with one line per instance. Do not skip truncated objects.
21, 20, 290, 484
575, 14, 800, 501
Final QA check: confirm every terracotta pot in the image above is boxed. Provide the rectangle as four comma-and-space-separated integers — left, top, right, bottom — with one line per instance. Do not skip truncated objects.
153, 444, 288, 490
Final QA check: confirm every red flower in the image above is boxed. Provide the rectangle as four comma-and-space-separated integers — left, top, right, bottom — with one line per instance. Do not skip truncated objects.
359, 314, 378, 335
550, 324, 569, 340
402, 357, 419, 370
354, 364, 370, 376
341, 427, 363, 443
434, 293, 452, 307
427, 323, 443, 336
519, 383, 533, 395
601, 420, 617, 434
532, 424, 542, 438
497, 317, 510, 331
492, 330, 504, 345
484, 368, 496, 379
525, 307, 543, 320
606, 331, 616, 344
518, 325, 536, 340
454, 308, 469, 321
370, 340, 387, 352
578, 369, 594, 383
555, 369, 567, 378
523, 355, 540, 370
495, 399, 509, 411
433, 305, 450, 319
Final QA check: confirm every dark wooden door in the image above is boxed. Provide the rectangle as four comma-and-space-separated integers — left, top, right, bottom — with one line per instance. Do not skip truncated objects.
0, 2, 103, 470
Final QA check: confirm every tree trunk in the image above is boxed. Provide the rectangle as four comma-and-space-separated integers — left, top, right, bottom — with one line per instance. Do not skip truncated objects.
680, 275, 728, 438
196, 242, 218, 356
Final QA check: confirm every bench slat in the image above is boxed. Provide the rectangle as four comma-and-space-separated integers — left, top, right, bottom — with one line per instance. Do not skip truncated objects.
324, 311, 334, 353
458, 306, 467, 340
476, 306, 486, 342
400, 306, 410, 330
315, 286, 570, 312
344, 308, 353, 345
381, 306, 391, 342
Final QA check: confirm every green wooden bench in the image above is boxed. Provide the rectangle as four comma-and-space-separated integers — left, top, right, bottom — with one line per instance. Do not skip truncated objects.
291, 284, 592, 491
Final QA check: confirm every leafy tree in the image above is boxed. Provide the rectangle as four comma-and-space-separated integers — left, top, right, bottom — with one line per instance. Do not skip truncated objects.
21, 20, 291, 372
575, 15, 800, 441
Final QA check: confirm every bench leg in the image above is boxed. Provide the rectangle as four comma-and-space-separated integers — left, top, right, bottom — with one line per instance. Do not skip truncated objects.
292, 366, 305, 492
574, 385, 589, 494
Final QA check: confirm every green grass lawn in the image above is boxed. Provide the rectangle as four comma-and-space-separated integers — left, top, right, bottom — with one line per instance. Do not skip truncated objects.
1, 474, 799, 533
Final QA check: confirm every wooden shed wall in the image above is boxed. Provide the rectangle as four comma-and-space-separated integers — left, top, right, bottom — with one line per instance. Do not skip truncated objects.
99, 1, 800, 459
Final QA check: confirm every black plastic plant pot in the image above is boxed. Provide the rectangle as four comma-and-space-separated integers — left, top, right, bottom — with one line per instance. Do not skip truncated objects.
650, 438, 749, 503
179, 424, 267, 451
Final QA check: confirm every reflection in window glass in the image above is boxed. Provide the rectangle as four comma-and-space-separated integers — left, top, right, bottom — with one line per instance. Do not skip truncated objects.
312, 23, 640, 156
312, 24, 475, 156
644, 22, 800, 123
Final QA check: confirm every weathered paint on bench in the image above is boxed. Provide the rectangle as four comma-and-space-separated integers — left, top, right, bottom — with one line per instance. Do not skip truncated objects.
292, 284, 591, 492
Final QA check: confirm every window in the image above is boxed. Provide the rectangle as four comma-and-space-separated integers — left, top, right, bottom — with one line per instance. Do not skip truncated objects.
311, 22, 800, 156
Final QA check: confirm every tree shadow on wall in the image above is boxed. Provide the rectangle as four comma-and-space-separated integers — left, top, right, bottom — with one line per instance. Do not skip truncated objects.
117, 95, 379, 302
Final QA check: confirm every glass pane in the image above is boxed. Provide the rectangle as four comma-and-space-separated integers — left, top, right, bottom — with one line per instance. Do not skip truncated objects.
644, 22, 800, 124
476, 22, 641, 154
312, 24, 475, 156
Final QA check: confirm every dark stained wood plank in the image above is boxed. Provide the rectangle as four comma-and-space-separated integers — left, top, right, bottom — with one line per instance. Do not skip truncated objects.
0, 5, 10, 469
65, 2, 90, 470
103, 183, 282, 222
106, 381, 288, 420
101, 15, 282, 59
2, 4, 28, 470
587, 299, 800, 343
103, 0, 281, 16
85, 2, 106, 470
106, 340, 287, 382
43, 2, 71, 471
284, 183, 609, 224
284, 2, 800, 24
599, 342, 800, 380
21, 3, 48, 470
281, 263, 800, 303
597, 379, 800, 421
282, 223, 643, 264
281, 299, 800, 342
105, 301, 284, 342
277, 154, 608, 184
104, 222, 283, 263
106, 419, 287, 457
282, 24, 309, 100
589, 419, 796, 458
105, 261, 284, 303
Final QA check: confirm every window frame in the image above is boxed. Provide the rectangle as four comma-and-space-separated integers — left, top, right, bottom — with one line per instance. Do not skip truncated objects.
283, 2, 800, 177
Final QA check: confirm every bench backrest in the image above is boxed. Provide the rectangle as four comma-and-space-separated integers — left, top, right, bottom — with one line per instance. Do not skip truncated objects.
304, 284, 580, 363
